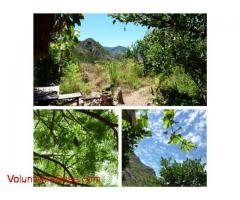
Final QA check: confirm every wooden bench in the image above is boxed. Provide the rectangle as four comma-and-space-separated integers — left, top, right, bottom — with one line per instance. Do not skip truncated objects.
34, 86, 82, 106
58, 92, 82, 105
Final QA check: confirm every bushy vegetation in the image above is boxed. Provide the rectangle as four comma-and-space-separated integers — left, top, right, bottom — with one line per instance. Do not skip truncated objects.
111, 14, 207, 105
154, 67, 202, 105
60, 62, 90, 94
159, 158, 207, 186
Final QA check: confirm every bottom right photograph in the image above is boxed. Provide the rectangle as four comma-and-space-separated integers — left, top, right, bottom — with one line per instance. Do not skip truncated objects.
122, 109, 207, 187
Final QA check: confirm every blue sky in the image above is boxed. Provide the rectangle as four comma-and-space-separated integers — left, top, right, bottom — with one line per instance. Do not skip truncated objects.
135, 109, 207, 177
76, 14, 148, 47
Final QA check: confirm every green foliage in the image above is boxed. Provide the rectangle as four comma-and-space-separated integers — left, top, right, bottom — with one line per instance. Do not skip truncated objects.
110, 14, 206, 36
122, 110, 151, 168
133, 62, 145, 77
154, 67, 203, 105
168, 133, 183, 145
55, 14, 84, 29
60, 63, 90, 94
159, 158, 207, 186
94, 60, 106, 75
163, 109, 196, 152
111, 14, 206, 106
181, 139, 196, 152
118, 59, 144, 89
34, 57, 62, 86
33, 110, 118, 187
105, 59, 143, 89
34, 14, 84, 87
106, 61, 119, 85
163, 109, 175, 128
139, 27, 206, 105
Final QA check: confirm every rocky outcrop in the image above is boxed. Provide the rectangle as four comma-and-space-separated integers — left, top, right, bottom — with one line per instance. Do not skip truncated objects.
122, 153, 158, 186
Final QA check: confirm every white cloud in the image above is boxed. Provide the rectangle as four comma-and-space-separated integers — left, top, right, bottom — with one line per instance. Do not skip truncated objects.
185, 132, 201, 145
191, 135, 201, 143
194, 119, 206, 133
174, 110, 181, 118
176, 159, 184, 163
199, 142, 206, 148
187, 111, 199, 124
149, 109, 163, 116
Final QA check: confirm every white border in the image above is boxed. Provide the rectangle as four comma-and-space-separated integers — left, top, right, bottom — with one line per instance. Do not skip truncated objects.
1, 0, 240, 199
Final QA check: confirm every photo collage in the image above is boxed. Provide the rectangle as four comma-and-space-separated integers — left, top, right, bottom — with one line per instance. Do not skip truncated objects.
33, 13, 207, 187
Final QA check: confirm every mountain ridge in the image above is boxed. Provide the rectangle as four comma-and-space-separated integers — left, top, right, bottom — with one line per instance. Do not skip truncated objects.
104, 45, 128, 56
74, 38, 127, 62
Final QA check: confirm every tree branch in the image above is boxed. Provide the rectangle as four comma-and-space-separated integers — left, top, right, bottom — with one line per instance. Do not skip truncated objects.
34, 110, 57, 142
77, 110, 118, 128
34, 166, 72, 187
34, 151, 77, 186
76, 110, 118, 147
34, 166, 91, 187
49, 110, 57, 142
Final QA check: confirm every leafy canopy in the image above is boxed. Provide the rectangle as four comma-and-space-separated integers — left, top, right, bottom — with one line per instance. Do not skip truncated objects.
159, 158, 207, 186
34, 110, 118, 187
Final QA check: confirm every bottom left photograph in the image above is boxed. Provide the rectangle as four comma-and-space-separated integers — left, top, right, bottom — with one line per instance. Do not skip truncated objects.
33, 109, 118, 187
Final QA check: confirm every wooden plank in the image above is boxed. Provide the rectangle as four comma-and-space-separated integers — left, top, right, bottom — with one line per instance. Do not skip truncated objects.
34, 86, 60, 95
34, 86, 60, 100
58, 92, 82, 100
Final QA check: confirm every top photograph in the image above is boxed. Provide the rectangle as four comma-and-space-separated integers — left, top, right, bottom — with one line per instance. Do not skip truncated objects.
33, 13, 207, 106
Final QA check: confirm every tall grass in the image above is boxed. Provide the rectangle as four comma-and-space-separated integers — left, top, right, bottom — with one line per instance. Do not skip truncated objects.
60, 59, 149, 96
105, 59, 144, 89
106, 61, 118, 85
60, 63, 90, 95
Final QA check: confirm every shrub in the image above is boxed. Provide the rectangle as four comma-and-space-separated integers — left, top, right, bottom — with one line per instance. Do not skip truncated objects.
153, 66, 205, 105
60, 63, 90, 94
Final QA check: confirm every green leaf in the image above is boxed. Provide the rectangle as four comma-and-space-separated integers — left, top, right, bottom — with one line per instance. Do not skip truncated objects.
163, 109, 175, 118
168, 133, 183, 145
163, 109, 175, 128
163, 118, 174, 128
181, 139, 196, 152
143, 130, 152, 137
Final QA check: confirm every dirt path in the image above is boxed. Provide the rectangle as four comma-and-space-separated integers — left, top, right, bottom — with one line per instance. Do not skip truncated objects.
123, 86, 152, 106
